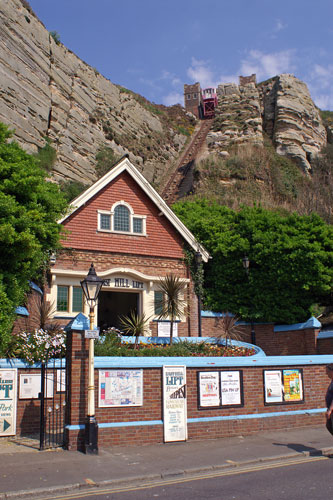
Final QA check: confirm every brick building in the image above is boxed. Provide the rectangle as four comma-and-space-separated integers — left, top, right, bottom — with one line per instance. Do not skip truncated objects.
184, 82, 201, 118
47, 156, 209, 336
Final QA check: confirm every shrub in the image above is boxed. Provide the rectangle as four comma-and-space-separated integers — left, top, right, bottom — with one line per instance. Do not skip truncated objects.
60, 180, 87, 202
34, 137, 57, 172
6, 328, 66, 364
95, 147, 120, 178
49, 31, 61, 45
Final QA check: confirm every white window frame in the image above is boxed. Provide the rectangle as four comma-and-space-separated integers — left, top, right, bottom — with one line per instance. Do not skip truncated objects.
56, 285, 84, 314
97, 201, 146, 236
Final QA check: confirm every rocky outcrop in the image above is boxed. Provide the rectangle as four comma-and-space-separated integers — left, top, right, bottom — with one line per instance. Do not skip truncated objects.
326, 125, 333, 144
210, 74, 327, 172
264, 74, 327, 171
208, 82, 263, 150
0, 0, 188, 185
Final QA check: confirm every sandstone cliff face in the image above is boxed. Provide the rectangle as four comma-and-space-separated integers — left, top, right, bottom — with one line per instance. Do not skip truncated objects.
0, 0, 187, 185
261, 74, 327, 171
0, 0, 329, 186
207, 82, 263, 150
210, 74, 327, 172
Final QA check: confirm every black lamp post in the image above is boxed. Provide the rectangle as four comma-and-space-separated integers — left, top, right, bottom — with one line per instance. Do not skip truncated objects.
242, 256, 256, 345
80, 263, 104, 455
195, 251, 202, 337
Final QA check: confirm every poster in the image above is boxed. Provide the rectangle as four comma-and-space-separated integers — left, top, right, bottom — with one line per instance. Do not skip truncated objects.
56, 369, 66, 393
221, 371, 241, 406
199, 372, 220, 407
157, 322, 178, 337
99, 370, 143, 407
163, 365, 187, 442
264, 370, 283, 403
283, 369, 303, 401
0, 369, 17, 436
19, 373, 54, 399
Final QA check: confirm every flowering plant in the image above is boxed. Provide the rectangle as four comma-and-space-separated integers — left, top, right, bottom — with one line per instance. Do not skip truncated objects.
8, 328, 66, 364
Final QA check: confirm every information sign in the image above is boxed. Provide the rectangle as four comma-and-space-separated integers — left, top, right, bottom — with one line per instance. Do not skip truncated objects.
0, 369, 17, 436
99, 370, 143, 407
19, 373, 54, 399
157, 322, 178, 337
84, 329, 99, 339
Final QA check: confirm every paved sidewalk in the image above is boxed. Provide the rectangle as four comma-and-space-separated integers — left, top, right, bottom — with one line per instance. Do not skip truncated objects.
1, 426, 333, 499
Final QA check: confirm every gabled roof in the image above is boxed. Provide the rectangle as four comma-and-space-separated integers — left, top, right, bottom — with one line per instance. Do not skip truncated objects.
59, 156, 210, 262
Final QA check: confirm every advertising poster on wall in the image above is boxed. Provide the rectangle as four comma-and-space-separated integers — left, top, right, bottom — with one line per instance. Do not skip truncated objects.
264, 369, 304, 404
0, 369, 17, 436
264, 370, 283, 403
283, 369, 303, 401
163, 365, 187, 442
99, 370, 143, 407
221, 371, 241, 406
199, 372, 220, 407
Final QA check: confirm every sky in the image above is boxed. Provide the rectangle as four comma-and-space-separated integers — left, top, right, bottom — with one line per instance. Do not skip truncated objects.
27, 0, 333, 110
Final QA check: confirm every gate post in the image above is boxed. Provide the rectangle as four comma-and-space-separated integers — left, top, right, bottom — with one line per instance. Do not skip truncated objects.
64, 313, 91, 451
39, 362, 46, 450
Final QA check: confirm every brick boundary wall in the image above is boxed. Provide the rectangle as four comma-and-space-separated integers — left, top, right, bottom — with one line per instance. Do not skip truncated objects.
201, 317, 321, 356
64, 329, 331, 451
3, 328, 332, 449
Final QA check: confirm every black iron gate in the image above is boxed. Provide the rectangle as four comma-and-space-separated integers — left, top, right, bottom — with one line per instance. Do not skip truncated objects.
39, 357, 67, 450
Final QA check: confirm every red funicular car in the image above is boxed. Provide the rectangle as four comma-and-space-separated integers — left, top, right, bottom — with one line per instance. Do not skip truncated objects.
201, 87, 218, 118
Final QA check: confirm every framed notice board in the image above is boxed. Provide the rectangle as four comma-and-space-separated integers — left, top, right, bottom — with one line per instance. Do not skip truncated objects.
198, 370, 244, 409
264, 369, 304, 405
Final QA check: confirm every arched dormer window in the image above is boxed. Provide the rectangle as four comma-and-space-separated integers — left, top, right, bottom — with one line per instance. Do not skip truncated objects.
98, 201, 146, 236
114, 204, 130, 232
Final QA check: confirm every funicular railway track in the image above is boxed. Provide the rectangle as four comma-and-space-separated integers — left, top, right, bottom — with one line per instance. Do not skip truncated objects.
161, 119, 213, 205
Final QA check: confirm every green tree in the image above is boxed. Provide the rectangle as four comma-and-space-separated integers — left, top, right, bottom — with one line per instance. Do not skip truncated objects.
0, 123, 68, 353
156, 274, 187, 344
173, 198, 333, 324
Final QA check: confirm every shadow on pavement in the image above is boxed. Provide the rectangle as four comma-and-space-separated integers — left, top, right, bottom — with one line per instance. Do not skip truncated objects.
273, 441, 330, 456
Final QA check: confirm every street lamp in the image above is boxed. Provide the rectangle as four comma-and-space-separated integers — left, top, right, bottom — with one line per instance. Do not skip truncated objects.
195, 251, 202, 337
80, 263, 104, 455
242, 256, 256, 345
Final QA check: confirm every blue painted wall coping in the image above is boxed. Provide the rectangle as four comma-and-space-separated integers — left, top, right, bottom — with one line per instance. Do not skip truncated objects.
15, 306, 29, 316
0, 358, 65, 369
201, 311, 233, 318
64, 313, 91, 331
3, 353, 333, 370
274, 316, 321, 332
93, 354, 333, 369
318, 330, 333, 339
28, 281, 43, 295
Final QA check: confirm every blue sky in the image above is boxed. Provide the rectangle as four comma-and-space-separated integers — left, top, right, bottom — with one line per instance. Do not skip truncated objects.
27, 0, 333, 110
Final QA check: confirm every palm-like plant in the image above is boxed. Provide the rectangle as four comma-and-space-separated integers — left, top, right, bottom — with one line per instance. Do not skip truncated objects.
215, 313, 242, 347
156, 274, 187, 345
119, 311, 150, 349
